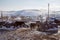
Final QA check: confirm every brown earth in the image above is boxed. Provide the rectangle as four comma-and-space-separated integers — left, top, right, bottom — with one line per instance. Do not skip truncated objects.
0, 28, 59, 40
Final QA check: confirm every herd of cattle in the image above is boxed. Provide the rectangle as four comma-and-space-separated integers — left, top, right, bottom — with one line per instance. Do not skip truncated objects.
0, 21, 28, 28
0, 19, 58, 34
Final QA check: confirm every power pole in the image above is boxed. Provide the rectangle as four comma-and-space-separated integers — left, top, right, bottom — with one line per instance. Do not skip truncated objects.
48, 3, 49, 20
46, 3, 50, 24
1, 11, 3, 21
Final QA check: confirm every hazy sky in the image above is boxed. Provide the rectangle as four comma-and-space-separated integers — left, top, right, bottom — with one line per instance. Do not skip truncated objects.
0, 0, 60, 11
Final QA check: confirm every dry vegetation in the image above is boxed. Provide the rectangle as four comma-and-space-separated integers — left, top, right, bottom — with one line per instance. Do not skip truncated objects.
0, 28, 59, 40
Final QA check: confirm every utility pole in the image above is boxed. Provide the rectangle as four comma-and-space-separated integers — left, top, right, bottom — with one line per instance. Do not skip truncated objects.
48, 3, 49, 20
46, 3, 50, 24
1, 11, 3, 21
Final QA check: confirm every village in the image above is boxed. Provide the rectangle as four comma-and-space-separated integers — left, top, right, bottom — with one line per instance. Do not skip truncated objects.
0, 9, 59, 40
0, 0, 59, 39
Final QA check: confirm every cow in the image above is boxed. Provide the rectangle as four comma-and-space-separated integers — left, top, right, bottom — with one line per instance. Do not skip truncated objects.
35, 21, 43, 31
54, 19, 60, 25
30, 23, 37, 30
13, 21, 28, 28
0, 21, 6, 28
3, 22, 14, 28
29, 21, 41, 30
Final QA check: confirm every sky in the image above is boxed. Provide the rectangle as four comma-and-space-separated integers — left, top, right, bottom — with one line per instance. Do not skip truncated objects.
0, 0, 60, 11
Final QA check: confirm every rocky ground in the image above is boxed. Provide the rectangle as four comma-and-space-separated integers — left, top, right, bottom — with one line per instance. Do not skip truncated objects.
0, 28, 59, 40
